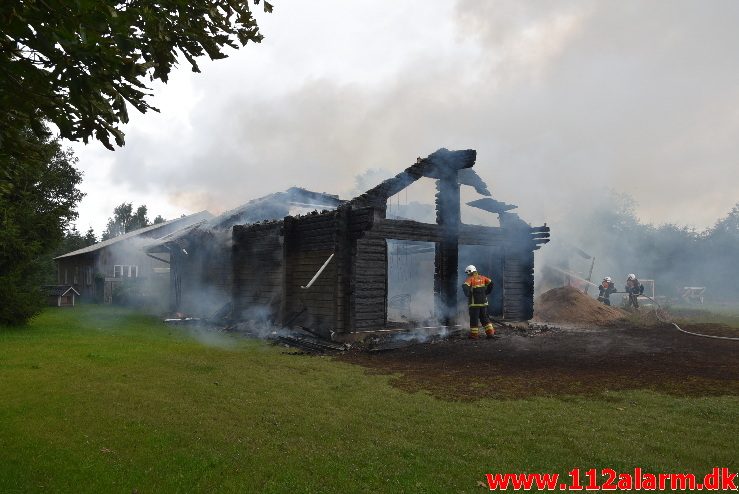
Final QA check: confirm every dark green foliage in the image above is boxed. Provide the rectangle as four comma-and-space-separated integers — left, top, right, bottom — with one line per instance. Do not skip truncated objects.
1, 0, 270, 151
55, 225, 97, 256
701, 204, 739, 295
0, 0, 270, 324
0, 127, 83, 325
101, 202, 159, 240
568, 194, 739, 300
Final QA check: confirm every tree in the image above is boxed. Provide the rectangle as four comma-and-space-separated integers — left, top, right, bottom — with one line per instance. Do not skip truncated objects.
0, 125, 83, 325
84, 226, 97, 246
153, 215, 166, 225
1, 0, 271, 151
557, 193, 739, 301
708, 203, 739, 238
701, 203, 739, 295
101, 203, 158, 240
55, 225, 97, 256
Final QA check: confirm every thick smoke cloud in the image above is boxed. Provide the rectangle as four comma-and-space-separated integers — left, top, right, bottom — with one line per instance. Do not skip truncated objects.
72, 0, 739, 236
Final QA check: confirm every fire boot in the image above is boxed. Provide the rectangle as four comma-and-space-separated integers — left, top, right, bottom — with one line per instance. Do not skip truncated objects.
469, 327, 479, 339
484, 323, 495, 339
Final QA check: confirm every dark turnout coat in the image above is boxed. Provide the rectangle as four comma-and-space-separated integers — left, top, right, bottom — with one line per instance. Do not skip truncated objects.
599, 281, 616, 298
463, 273, 493, 307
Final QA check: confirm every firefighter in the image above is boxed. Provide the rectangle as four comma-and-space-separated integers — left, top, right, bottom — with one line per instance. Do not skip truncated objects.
597, 276, 617, 306
462, 265, 495, 339
625, 273, 644, 309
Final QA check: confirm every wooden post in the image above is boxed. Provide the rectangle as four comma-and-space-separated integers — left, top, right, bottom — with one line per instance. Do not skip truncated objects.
334, 207, 352, 334
584, 256, 596, 295
434, 173, 460, 326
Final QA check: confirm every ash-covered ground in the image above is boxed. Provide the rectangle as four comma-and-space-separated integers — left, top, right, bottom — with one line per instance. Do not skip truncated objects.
339, 288, 739, 400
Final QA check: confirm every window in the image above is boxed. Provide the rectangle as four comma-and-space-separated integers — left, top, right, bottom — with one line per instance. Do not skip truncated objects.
86, 266, 93, 285
113, 265, 139, 278
73, 267, 79, 285
64, 269, 69, 284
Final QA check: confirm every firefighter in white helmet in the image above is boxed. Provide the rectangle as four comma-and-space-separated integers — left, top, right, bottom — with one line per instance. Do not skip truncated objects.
625, 274, 643, 309
462, 265, 495, 339
597, 276, 616, 306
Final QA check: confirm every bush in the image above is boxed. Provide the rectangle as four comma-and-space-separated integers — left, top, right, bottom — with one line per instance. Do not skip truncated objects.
0, 281, 43, 326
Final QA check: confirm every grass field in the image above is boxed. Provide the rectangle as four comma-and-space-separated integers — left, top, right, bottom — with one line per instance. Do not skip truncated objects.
1, 306, 737, 493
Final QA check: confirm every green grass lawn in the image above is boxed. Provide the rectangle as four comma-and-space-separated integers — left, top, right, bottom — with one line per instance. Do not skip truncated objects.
669, 305, 739, 328
1, 306, 737, 493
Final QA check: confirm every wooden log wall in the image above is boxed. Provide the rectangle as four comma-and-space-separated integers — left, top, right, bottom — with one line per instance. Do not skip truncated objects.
499, 213, 543, 321
284, 213, 339, 336
333, 207, 351, 334
232, 222, 284, 321
352, 230, 387, 330
170, 250, 184, 312
229, 201, 549, 330
502, 247, 535, 320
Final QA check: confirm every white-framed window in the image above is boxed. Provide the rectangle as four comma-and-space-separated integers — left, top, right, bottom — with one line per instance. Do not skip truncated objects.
113, 265, 139, 278
73, 267, 79, 285
64, 269, 69, 284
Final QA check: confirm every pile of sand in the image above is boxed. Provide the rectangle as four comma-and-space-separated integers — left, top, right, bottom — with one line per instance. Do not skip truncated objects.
534, 286, 627, 325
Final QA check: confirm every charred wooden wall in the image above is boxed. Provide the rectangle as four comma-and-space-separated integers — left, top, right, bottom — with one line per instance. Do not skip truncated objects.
351, 231, 387, 331
232, 222, 283, 321
499, 214, 545, 321
283, 213, 338, 336
229, 203, 548, 334
501, 247, 534, 320
434, 176, 460, 325
169, 249, 183, 311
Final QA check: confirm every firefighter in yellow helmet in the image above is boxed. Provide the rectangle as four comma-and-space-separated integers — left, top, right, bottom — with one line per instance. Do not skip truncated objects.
462, 265, 495, 339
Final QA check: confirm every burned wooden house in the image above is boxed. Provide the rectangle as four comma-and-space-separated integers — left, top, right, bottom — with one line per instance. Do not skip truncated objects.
146, 188, 344, 316
232, 149, 550, 339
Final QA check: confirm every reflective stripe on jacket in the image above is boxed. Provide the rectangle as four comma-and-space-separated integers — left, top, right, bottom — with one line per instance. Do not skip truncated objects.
463, 274, 493, 307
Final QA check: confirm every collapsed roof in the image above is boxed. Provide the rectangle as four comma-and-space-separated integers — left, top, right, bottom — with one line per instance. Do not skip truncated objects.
147, 187, 344, 253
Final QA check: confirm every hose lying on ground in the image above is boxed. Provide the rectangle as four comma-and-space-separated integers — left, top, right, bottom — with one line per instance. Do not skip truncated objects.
629, 293, 739, 341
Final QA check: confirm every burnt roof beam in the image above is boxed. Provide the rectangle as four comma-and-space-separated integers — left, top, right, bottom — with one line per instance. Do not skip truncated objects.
369, 218, 546, 247
347, 148, 477, 209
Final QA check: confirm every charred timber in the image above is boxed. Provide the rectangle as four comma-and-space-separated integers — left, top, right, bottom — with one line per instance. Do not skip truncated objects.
434, 167, 461, 326
348, 149, 476, 209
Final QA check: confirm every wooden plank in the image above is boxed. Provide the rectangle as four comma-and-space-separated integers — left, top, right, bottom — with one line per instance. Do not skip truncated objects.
293, 227, 336, 238
354, 308, 385, 321
300, 295, 337, 303
355, 253, 386, 260
351, 288, 386, 295
351, 283, 387, 291
354, 320, 384, 328
357, 243, 387, 251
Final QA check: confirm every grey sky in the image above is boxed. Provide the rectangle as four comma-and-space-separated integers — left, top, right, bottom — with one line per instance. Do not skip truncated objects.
70, 0, 739, 235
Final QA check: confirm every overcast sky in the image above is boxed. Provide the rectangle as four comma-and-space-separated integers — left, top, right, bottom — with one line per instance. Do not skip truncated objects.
68, 0, 739, 235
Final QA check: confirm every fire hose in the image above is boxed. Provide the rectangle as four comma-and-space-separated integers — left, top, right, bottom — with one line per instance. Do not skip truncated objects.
603, 291, 739, 341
